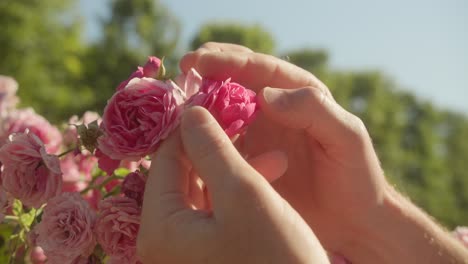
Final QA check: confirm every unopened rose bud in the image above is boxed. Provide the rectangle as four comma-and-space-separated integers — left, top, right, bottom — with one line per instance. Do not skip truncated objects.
143, 56, 162, 79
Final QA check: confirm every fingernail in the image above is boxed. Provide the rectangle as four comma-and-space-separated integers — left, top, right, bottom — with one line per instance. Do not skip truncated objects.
263, 87, 289, 110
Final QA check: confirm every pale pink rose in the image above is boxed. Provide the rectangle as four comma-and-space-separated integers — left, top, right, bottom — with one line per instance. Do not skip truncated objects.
116, 56, 162, 91
30, 246, 47, 264
453, 226, 468, 248
95, 196, 141, 263
63, 112, 101, 147
184, 68, 258, 137
61, 152, 97, 190
35, 192, 97, 263
1, 108, 62, 153
0, 75, 19, 114
98, 77, 185, 161
122, 171, 147, 206
0, 132, 62, 208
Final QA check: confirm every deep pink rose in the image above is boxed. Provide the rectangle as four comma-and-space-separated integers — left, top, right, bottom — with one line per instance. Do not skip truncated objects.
0, 75, 19, 115
1, 108, 62, 153
116, 56, 162, 91
0, 132, 62, 208
98, 77, 185, 161
95, 196, 141, 263
121, 171, 147, 205
35, 192, 97, 264
453, 226, 468, 248
184, 68, 258, 137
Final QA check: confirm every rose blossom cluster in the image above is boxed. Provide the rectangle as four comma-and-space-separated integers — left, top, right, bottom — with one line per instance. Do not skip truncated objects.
0, 55, 259, 263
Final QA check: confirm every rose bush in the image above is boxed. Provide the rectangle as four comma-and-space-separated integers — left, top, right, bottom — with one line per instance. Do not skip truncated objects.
0, 56, 260, 263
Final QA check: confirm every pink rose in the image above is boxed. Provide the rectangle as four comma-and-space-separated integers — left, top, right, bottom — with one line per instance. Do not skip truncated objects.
116, 56, 162, 91
453, 226, 468, 248
1, 108, 62, 153
121, 171, 147, 205
98, 77, 184, 161
184, 68, 258, 137
95, 196, 141, 263
35, 192, 97, 263
61, 152, 97, 189
0, 132, 62, 208
0, 75, 19, 115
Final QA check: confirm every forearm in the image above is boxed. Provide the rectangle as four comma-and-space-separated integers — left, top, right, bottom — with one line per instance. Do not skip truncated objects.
343, 186, 468, 264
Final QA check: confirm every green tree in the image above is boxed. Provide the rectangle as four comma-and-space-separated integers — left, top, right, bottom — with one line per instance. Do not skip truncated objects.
190, 23, 275, 54
0, 0, 86, 122
82, 0, 181, 112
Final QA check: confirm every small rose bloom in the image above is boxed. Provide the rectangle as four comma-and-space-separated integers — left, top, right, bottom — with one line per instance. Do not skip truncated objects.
453, 226, 468, 248
142, 56, 162, 78
95, 196, 141, 263
98, 77, 185, 161
35, 192, 97, 264
184, 68, 258, 137
121, 171, 147, 205
1, 108, 62, 153
0, 75, 19, 115
0, 132, 62, 208
116, 56, 162, 91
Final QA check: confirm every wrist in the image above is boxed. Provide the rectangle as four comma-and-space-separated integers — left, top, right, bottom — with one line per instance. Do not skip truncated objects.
342, 185, 468, 264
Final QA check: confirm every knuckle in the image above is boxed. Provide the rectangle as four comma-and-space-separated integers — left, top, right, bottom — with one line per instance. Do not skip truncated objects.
344, 114, 370, 145
199, 42, 222, 51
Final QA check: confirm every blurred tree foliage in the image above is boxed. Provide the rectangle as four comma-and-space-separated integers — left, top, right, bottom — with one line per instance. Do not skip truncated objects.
0, 0, 466, 230
190, 23, 275, 54
82, 0, 180, 112
0, 0, 85, 122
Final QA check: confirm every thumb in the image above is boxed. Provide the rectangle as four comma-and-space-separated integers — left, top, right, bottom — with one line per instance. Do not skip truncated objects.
260, 86, 370, 151
180, 106, 269, 215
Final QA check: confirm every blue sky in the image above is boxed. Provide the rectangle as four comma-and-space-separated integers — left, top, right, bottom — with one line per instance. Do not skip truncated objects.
79, 0, 468, 114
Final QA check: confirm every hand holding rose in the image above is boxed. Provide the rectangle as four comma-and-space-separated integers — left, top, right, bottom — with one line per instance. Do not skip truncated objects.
169, 42, 468, 263
137, 107, 330, 264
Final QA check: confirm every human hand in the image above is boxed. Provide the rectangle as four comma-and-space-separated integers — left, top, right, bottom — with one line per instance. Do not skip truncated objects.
179, 43, 389, 254
137, 107, 329, 264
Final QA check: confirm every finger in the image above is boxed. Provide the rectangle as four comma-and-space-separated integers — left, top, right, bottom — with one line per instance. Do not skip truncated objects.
247, 150, 288, 183
143, 129, 191, 219
180, 106, 264, 213
197, 42, 254, 53
180, 43, 252, 74
180, 51, 325, 92
259, 86, 372, 152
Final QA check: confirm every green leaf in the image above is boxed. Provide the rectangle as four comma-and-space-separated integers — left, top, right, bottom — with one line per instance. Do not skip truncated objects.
114, 168, 130, 178
11, 200, 22, 217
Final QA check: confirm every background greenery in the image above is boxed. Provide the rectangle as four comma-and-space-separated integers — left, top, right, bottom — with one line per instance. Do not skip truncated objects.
1, 0, 466, 239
